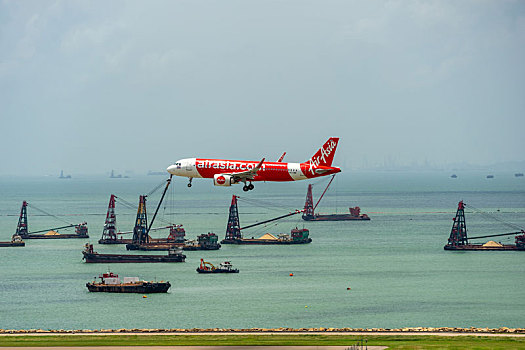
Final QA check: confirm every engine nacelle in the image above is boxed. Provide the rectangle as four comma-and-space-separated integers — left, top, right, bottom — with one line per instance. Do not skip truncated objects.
213, 174, 233, 186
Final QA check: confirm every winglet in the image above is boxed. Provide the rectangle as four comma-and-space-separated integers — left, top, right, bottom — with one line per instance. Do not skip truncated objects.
277, 152, 286, 162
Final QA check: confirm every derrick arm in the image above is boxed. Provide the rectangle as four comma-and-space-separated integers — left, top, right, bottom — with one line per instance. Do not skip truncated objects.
240, 210, 304, 230
314, 175, 336, 210
146, 175, 172, 235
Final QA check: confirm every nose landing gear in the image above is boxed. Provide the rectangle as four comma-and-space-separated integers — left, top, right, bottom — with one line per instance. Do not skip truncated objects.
187, 178, 193, 188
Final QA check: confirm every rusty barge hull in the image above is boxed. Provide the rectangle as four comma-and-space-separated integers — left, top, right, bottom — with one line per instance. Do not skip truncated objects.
303, 214, 370, 221
98, 238, 172, 245
21, 234, 89, 239
126, 243, 220, 251
0, 241, 25, 247
86, 282, 171, 293
98, 238, 132, 244
221, 238, 312, 245
82, 251, 186, 263
444, 244, 525, 251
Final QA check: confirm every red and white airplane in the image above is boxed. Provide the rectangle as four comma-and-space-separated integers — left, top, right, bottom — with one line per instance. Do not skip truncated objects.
167, 137, 341, 191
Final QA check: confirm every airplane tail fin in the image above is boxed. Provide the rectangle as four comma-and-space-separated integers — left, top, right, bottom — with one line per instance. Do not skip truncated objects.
306, 137, 339, 167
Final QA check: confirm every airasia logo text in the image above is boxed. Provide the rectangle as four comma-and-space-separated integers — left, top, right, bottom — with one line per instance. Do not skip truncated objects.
308, 139, 337, 175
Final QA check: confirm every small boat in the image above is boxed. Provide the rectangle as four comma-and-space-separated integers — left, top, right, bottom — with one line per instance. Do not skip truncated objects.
86, 271, 170, 293
196, 259, 239, 273
450, 174, 457, 178
486, 175, 494, 179
515, 173, 524, 177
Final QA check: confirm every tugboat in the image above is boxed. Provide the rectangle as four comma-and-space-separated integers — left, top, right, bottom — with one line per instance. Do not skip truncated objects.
86, 271, 170, 293
196, 259, 239, 273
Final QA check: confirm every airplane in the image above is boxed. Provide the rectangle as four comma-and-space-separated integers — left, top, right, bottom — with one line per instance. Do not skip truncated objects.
166, 137, 341, 191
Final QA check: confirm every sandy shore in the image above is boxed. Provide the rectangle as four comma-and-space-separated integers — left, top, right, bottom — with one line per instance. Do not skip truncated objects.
1, 331, 524, 337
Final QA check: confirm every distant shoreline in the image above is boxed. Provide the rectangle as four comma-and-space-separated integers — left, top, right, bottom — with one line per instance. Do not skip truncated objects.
1, 327, 524, 336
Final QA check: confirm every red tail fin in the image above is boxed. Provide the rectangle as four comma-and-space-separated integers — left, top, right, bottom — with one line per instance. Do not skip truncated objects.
306, 137, 339, 167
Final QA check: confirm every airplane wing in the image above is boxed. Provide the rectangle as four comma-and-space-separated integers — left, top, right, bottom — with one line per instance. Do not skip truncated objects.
277, 152, 286, 162
224, 158, 265, 182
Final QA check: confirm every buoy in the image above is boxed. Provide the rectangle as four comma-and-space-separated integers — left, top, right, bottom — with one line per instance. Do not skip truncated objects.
289, 273, 294, 276
143, 295, 147, 298
305, 305, 308, 308
347, 287, 351, 290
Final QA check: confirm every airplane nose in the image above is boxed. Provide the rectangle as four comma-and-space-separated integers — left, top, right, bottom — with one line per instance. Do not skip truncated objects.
167, 164, 177, 174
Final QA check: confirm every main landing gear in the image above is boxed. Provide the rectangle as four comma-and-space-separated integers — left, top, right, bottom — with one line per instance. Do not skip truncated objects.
187, 178, 193, 188
242, 182, 254, 192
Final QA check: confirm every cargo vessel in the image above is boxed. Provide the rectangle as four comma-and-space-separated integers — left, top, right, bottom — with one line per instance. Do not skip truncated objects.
301, 177, 370, 221
0, 234, 25, 247
444, 201, 525, 251
86, 271, 170, 293
82, 243, 186, 263
220, 195, 312, 245
196, 259, 239, 273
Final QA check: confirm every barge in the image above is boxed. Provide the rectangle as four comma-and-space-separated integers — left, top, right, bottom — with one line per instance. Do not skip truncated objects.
21, 223, 89, 239
302, 207, 370, 221
86, 271, 170, 293
0, 234, 25, 247
127, 232, 221, 251
222, 228, 312, 245
220, 195, 311, 245
444, 201, 525, 251
82, 243, 186, 263
197, 259, 239, 273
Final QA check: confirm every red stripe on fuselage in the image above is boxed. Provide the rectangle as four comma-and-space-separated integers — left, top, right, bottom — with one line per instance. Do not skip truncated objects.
195, 159, 340, 182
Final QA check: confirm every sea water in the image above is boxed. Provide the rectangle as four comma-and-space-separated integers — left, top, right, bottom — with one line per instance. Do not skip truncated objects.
0, 171, 524, 330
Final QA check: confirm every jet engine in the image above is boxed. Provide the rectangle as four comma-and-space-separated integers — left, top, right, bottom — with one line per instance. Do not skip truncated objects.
213, 174, 233, 186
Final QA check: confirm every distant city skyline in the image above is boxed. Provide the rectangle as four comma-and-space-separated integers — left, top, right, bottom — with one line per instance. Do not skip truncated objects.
1, 1, 524, 176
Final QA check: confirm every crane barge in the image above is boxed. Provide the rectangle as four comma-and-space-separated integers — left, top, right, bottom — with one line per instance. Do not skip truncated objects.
220, 195, 311, 245
302, 175, 370, 221
13, 201, 88, 239
444, 201, 525, 251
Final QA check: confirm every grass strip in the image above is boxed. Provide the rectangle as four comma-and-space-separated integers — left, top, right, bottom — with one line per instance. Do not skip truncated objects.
1, 334, 525, 349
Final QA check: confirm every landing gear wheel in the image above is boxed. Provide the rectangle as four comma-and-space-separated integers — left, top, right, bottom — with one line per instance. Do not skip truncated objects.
243, 185, 249, 192
188, 178, 193, 188
187, 183, 192, 188
248, 183, 254, 190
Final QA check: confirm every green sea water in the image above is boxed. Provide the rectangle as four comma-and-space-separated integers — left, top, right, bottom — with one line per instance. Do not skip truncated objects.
0, 171, 524, 330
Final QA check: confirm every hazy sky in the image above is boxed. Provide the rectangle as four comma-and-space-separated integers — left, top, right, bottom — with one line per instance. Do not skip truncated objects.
1, 0, 524, 175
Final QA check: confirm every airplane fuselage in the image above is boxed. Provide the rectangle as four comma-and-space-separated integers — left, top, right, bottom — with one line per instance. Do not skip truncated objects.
167, 137, 341, 190
167, 158, 340, 182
